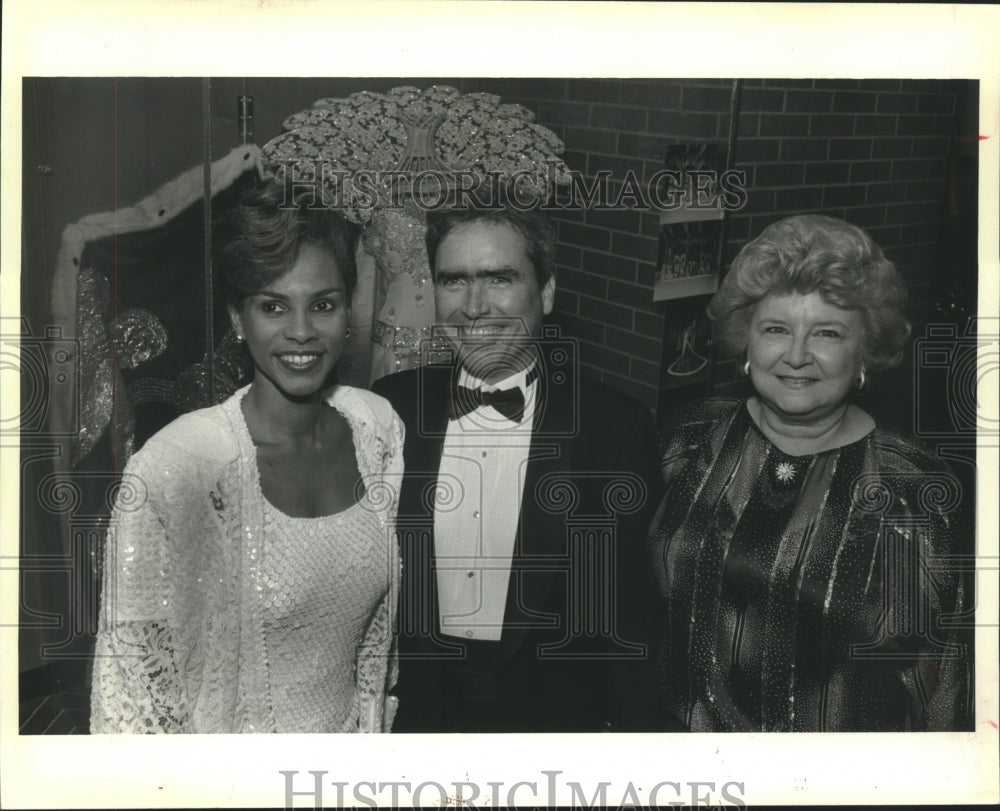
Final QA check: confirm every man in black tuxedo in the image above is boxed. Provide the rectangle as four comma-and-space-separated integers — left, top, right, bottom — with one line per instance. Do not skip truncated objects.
372, 207, 663, 732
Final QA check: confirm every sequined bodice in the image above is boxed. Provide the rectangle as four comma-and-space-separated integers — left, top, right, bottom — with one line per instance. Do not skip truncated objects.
235, 390, 395, 733
259, 499, 388, 733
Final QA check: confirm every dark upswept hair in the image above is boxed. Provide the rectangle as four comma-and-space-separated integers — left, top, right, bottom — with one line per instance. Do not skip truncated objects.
217, 181, 359, 307
708, 214, 911, 371
424, 207, 556, 288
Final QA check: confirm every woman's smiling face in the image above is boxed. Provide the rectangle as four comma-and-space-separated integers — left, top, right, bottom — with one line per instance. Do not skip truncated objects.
747, 291, 866, 427
230, 242, 350, 401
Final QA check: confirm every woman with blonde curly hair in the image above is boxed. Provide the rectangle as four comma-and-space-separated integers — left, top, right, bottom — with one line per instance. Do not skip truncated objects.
648, 214, 970, 732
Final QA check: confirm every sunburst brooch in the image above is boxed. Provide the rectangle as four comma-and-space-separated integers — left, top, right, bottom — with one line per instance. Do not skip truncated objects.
775, 461, 797, 484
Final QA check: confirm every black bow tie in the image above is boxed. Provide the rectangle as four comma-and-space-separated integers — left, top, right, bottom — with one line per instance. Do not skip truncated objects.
449, 366, 539, 423
450, 384, 526, 422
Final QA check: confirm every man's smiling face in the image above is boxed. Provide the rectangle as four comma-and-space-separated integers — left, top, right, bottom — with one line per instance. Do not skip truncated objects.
433, 220, 555, 384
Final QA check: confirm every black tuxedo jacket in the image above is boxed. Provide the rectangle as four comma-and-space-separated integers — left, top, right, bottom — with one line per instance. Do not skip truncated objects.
372, 357, 664, 732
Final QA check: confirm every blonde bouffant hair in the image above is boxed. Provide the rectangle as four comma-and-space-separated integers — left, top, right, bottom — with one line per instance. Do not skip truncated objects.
708, 214, 911, 371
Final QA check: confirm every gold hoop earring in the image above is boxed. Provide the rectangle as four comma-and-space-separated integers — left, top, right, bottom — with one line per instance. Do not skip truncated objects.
345, 328, 351, 338
856, 368, 867, 390
742, 359, 751, 376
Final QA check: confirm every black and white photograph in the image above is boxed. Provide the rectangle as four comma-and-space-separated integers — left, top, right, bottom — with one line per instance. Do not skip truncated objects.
2, 2, 997, 809
653, 218, 722, 300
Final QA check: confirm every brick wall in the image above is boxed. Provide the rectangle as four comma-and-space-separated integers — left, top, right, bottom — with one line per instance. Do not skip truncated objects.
459, 78, 961, 421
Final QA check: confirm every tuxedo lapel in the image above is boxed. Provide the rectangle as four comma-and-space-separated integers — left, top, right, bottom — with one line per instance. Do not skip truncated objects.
396, 366, 452, 655
415, 365, 453, 444
500, 365, 577, 661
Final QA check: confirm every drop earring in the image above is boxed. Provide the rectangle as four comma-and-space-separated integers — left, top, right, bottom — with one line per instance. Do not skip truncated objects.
232, 328, 246, 381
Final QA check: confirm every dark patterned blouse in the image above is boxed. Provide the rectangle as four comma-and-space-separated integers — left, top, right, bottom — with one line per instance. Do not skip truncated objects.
649, 398, 971, 732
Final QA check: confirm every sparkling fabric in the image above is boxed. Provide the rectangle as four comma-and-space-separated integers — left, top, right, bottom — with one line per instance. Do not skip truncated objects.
170, 328, 248, 412
260, 501, 385, 732
246, 436, 395, 734
91, 384, 403, 733
362, 206, 429, 288
73, 266, 137, 466
648, 398, 971, 732
261, 85, 572, 224
112, 307, 169, 370
364, 207, 435, 377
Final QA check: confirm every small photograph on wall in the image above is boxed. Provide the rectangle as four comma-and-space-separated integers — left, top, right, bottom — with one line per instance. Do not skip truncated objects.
659, 142, 728, 224
652, 218, 721, 301
658, 295, 714, 392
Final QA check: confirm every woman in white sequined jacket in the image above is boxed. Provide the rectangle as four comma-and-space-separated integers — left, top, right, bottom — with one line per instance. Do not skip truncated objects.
91, 183, 403, 733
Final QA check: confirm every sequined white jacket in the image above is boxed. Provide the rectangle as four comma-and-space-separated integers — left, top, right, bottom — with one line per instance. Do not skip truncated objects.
90, 386, 403, 733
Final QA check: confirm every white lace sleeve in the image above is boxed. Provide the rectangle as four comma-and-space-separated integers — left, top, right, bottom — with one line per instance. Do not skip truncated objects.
90, 465, 192, 733
90, 620, 191, 733
355, 559, 400, 733
354, 404, 404, 733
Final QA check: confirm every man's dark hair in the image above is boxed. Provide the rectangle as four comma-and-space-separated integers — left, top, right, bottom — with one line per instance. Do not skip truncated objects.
424, 208, 556, 288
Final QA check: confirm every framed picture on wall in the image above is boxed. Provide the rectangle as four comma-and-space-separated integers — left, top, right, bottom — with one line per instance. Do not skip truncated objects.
658, 143, 728, 222
652, 143, 727, 302
652, 217, 722, 301
658, 294, 714, 393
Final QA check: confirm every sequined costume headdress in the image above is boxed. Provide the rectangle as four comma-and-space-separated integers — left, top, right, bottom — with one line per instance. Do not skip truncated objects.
261, 86, 572, 383
262, 85, 571, 223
